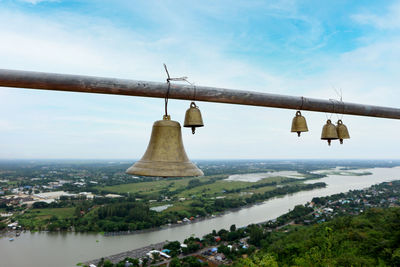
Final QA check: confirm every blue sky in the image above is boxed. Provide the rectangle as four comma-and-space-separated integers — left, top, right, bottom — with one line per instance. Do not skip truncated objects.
1, 0, 400, 159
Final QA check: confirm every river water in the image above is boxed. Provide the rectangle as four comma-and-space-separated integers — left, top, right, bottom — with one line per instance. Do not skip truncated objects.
2, 166, 400, 267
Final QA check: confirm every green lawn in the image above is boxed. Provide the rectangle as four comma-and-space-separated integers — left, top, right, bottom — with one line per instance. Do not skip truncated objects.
98, 176, 222, 195
99, 178, 190, 194
26, 207, 75, 220
99, 175, 298, 199
251, 186, 276, 194
177, 176, 290, 197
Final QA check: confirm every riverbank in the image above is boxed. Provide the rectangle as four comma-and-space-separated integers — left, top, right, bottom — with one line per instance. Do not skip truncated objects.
2, 166, 400, 267
82, 241, 167, 266
102, 201, 272, 237
0, 198, 316, 240
88, 179, 400, 267
0, 196, 304, 239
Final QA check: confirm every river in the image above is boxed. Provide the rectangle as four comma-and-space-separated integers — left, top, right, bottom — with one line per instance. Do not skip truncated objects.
1, 166, 400, 267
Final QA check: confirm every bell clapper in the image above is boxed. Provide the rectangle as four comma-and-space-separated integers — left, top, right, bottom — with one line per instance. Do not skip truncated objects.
191, 127, 196, 134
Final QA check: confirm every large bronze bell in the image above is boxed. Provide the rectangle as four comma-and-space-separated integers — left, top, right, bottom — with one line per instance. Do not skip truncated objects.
321, 119, 338, 146
184, 102, 204, 134
291, 111, 308, 137
126, 115, 204, 177
336, 119, 350, 144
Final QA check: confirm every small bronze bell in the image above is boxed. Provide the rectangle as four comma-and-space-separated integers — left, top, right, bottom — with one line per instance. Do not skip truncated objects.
321, 119, 339, 146
126, 115, 204, 177
291, 111, 308, 137
336, 119, 350, 144
184, 102, 204, 134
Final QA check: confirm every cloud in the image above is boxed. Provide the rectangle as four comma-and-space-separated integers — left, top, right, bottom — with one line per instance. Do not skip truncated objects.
18, 0, 57, 4
1, 2, 400, 159
352, 1, 400, 29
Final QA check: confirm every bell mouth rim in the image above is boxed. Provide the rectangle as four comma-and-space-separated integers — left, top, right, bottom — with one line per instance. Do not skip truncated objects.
134, 159, 194, 164
126, 161, 204, 177
183, 124, 204, 127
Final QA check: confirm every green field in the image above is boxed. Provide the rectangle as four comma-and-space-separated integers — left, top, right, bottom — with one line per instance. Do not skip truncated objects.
25, 207, 75, 221
15, 207, 76, 230
99, 177, 199, 194
97, 175, 227, 196
99, 175, 298, 200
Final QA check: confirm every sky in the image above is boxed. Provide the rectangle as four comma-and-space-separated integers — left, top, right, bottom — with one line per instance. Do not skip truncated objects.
0, 0, 400, 159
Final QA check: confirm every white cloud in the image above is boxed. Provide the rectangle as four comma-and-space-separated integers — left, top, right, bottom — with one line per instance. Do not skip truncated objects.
18, 0, 57, 4
352, 1, 400, 29
1, 3, 400, 159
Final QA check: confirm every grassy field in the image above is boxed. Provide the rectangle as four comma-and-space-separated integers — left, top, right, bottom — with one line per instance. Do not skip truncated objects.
176, 176, 292, 197
99, 177, 192, 194
92, 173, 316, 216
99, 175, 297, 199
25, 207, 75, 220
98, 175, 225, 195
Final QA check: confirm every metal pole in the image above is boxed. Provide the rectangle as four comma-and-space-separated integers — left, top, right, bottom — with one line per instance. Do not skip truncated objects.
0, 68, 399, 119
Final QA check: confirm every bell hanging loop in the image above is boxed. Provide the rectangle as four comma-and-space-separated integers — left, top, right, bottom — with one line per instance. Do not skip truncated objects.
336, 119, 350, 144
321, 119, 339, 146
126, 115, 203, 177
184, 102, 204, 134
291, 110, 308, 137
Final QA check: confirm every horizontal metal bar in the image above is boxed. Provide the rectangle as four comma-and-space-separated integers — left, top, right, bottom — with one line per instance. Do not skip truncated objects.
0, 68, 400, 119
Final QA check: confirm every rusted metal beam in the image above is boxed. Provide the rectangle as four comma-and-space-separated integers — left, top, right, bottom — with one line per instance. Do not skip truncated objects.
0, 68, 400, 119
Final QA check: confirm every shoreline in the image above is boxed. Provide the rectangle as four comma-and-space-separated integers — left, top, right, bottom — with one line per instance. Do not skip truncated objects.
2, 166, 400, 267
0, 202, 266, 239
82, 241, 168, 266
0, 184, 326, 240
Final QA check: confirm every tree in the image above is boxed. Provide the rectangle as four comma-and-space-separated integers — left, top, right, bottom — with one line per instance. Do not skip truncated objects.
141, 258, 149, 267
248, 226, 264, 246
169, 257, 182, 267
103, 260, 114, 267
233, 253, 278, 267
32, 201, 49, 209
218, 244, 230, 255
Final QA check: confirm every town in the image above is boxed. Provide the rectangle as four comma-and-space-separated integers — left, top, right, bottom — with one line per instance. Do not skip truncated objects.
81, 179, 400, 266
0, 159, 344, 233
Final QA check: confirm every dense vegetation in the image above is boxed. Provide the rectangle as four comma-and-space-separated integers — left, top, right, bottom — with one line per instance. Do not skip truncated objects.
14, 181, 325, 232
81, 180, 400, 266
91, 208, 400, 266
234, 208, 400, 266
